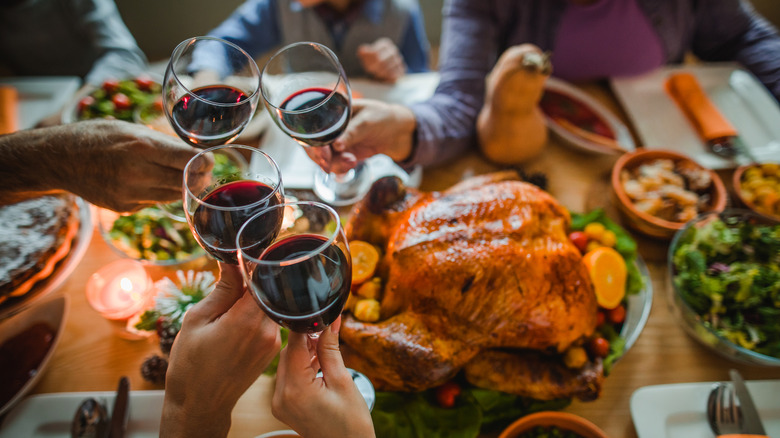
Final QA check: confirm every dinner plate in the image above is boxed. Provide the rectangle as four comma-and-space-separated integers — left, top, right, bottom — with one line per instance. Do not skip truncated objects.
543, 77, 636, 155
0, 197, 93, 320
0, 76, 81, 129
0, 295, 68, 418
611, 63, 780, 169
630, 380, 780, 438
0, 390, 165, 437
620, 255, 653, 357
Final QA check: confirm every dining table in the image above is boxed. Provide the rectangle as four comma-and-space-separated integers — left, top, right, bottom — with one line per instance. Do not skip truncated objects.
4, 79, 780, 438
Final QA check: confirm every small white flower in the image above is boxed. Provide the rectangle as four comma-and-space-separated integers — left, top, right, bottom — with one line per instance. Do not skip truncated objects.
152, 270, 216, 325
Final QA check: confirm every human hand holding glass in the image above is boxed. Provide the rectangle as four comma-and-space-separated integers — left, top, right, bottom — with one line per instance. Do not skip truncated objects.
237, 201, 351, 338
261, 42, 371, 206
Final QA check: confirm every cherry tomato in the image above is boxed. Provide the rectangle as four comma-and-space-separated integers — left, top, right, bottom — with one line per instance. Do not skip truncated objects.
102, 79, 120, 94
77, 96, 95, 113
134, 76, 154, 91
152, 97, 164, 112
607, 305, 626, 325
435, 382, 461, 408
569, 231, 589, 253
589, 337, 610, 358
596, 309, 606, 327
112, 93, 131, 110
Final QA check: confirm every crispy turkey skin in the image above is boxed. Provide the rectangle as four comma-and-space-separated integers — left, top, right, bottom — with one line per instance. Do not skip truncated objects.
342, 172, 603, 400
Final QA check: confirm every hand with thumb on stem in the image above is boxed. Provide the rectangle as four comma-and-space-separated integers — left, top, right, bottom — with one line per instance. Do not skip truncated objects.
272, 317, 376, 438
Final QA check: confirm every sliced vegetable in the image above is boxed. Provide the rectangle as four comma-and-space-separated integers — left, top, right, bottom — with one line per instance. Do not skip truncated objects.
582, 247, 627, 309
350, 240, 380, 285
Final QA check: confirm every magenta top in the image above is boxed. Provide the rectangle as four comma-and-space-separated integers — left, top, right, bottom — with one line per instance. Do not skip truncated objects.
552, 0, 665, 81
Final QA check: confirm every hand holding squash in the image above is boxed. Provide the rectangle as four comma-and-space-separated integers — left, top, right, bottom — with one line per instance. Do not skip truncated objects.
477, 44, 551, 165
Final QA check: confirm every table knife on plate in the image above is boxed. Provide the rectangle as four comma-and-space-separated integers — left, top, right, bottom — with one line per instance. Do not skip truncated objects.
728, 369, 769, 437
108, 376, 130, 438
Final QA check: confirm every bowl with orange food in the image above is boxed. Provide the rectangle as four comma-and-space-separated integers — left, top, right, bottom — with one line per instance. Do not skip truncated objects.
733, 162, 780, 222
611, 148, 728, 239
499, 411, 609, 438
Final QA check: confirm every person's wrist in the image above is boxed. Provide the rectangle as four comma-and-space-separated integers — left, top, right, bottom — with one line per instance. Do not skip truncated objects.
161, 393, 232, 438
388, 104, 416, 163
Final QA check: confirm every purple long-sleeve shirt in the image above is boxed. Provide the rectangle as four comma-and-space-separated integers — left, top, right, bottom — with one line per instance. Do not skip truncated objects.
409, 0, 780, 167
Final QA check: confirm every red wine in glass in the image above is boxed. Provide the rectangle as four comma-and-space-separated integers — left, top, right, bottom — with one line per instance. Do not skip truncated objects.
171, 85, 253, 147
252, 234, 351, 333
192, 180, 283, 264
278, 87, 350, 147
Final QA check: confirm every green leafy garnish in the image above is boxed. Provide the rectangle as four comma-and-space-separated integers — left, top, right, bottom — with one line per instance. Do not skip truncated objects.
371, 388, 570, 438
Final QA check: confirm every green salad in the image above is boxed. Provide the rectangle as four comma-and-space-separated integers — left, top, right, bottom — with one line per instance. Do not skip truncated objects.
107, 206, 203, 263
77, 77, 162, 122
672, 216, 780, 357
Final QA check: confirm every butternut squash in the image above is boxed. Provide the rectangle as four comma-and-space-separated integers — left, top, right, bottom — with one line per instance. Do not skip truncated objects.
477, 44, 551, 165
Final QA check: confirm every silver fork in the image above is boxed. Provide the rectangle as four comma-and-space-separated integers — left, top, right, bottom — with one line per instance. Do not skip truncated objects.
707, 382, 743, 436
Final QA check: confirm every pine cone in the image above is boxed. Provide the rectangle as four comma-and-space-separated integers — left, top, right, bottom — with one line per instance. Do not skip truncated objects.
158, 325, 179, 355
141, 355, 169, 385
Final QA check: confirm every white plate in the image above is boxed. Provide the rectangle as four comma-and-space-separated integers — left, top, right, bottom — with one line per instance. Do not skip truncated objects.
0, 295, 68, 417
0, 390, 165, 437
0, 76, 81, 129
611, 63, 780, 169
630, 380, 780, 438
0, 197, 93, 320
543, 77, 636, 154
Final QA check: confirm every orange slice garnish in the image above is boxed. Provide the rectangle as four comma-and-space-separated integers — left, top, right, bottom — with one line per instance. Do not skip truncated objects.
350, 240, 379, 285
581, 247, 626, 309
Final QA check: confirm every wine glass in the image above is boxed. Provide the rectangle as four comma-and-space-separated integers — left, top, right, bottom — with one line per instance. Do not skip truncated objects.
260, 42, 371, 206
163, 36, 260, 147
161, 36, 262, 220
183, 144, 284, 264
237, 201, 351, 337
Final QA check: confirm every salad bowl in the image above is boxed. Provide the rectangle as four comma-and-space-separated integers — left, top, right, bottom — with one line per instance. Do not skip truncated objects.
668, 209, 780, 366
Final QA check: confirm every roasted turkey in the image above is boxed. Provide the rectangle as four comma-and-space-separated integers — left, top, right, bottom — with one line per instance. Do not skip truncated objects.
341, 171, 604, 401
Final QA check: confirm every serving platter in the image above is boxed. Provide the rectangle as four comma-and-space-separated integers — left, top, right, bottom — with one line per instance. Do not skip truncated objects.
611, 63, 780, 169
0, 76, 81, 129
631, 380, 780, 438
0, 295, 68, 418
543, 77, 637, 155
0, 390, 164, 437
0, 197, 92, 320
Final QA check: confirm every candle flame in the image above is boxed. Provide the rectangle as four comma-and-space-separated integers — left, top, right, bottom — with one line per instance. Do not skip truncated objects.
120, 277, 133, 292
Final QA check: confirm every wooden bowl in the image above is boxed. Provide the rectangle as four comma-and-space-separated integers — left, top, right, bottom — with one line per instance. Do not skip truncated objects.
610, 148, 727, 239
732, 162, 780, 222
499, 411, 608, 438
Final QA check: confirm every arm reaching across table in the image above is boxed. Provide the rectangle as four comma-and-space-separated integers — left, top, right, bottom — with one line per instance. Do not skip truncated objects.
0, 120, 210, 212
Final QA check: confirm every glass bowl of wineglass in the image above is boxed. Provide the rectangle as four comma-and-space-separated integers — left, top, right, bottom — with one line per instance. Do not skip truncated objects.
183, 144, 284, 265
163, 36, 260, 148
237, 201, 351, 337
261, 42, 370, 206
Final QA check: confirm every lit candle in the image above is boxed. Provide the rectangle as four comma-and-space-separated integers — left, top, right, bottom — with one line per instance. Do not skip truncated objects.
86, 259, 154, 321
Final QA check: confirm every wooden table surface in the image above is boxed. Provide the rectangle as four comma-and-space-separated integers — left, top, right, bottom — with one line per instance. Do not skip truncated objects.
6, 83, 780, 437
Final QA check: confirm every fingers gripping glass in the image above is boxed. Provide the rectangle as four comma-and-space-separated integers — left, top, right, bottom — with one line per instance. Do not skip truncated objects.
237, 201, 351, 338
260, 42, 371, 206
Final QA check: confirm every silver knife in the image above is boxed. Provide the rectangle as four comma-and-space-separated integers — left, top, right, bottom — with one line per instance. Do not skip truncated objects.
107, 376, 130, 438
729, 369, 767, 435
